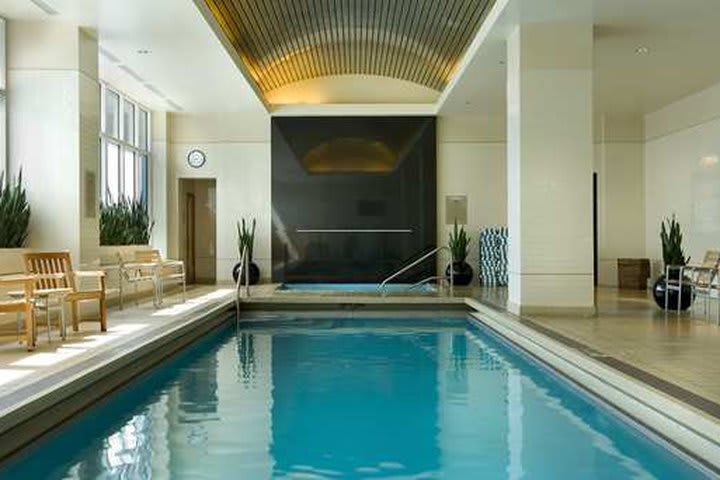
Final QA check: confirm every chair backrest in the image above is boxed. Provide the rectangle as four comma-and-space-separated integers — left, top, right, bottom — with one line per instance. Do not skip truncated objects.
134, 249, 162, 263
700, 250, 720, 268
696, 250, 720, 286
23, 251, 76, 291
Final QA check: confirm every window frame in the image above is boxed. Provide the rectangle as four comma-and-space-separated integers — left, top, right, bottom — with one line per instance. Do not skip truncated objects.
99, 83, 151, 206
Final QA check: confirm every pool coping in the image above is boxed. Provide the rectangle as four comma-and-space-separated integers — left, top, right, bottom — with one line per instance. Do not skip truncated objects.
0, 292, 236, 461
465, 298, 720, 473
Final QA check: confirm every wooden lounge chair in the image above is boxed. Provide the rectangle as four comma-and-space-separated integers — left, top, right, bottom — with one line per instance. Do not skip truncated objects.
0, 275, 36, 350
119, 249, 186, 309
23, 251, 107, 333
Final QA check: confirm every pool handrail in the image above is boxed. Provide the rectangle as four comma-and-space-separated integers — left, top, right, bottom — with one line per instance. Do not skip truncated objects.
235, 246, 250, 309
379, 246, 453, 296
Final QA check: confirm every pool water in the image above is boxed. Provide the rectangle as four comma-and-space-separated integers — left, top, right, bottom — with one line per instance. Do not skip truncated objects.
0, 316, 712, 479
278, 283, 437, 293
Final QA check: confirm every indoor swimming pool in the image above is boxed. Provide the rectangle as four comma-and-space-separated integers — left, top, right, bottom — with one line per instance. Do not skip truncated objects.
0, 314, 713, 479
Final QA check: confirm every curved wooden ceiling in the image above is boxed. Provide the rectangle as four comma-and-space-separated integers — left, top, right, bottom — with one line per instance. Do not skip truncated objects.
200, 0, 494, 95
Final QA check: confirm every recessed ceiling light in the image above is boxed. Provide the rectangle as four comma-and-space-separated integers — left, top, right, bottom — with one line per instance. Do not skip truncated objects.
137, 49, 152, 55
635, 46, 650, 55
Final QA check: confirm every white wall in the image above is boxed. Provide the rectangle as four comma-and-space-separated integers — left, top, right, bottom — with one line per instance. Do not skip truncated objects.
437, 114, 507, 284
594, 115, 646, 286
167, 111, 271, 283
645, 84, 720, 273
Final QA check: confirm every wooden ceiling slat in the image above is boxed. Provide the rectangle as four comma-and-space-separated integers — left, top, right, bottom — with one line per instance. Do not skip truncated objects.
203, 0, 494, 95
437, 0, 493, 87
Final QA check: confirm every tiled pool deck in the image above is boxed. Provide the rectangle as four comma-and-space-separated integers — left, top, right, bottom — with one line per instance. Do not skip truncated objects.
476, 287, 720, 413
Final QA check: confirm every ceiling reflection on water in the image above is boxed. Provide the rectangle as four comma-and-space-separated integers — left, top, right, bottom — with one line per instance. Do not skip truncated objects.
0, 319, 711, 480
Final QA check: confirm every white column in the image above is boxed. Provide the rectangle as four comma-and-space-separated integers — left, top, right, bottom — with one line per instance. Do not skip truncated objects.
151, 111, 169, 256
506, 22, 595, 315
7, 21, 99, 264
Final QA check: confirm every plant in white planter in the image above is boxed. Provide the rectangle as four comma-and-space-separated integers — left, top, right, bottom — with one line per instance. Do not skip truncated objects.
0, 171, 30, 248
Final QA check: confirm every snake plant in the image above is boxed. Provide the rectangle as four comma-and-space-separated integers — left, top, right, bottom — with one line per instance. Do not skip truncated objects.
237, 218, 256, 261
0, 170, 31, 248
660, 215, 689, 268
448, 220, 469, 263
100, 196, 154, 245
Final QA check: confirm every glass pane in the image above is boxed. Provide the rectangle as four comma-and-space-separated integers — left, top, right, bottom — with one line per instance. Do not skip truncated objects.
139, 155, 148, 205
122, 100, 135, 145
104, 90, 120, 137
123, 150, 136, 199
138, 109, 148, 151
106, 142, 120, 203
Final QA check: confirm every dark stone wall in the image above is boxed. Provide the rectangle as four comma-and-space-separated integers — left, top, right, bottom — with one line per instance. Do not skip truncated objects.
271, 116, 437, 283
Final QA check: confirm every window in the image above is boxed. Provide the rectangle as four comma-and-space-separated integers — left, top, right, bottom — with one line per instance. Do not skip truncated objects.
100, 84, 150, 205
0, 19, 6, 179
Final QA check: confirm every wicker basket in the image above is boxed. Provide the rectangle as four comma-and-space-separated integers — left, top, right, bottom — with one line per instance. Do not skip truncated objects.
617, 258, 650, 290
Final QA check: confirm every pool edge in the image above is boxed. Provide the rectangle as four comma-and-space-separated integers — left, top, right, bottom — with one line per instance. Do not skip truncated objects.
464, 298, 720, 473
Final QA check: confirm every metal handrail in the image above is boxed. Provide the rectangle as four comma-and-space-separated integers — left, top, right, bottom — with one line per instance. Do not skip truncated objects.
379, 246, 454, 296
235, 246, 250, 309
407, 275, 452, 292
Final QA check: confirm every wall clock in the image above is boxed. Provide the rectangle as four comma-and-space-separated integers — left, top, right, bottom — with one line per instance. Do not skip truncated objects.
187, 149, 207, 169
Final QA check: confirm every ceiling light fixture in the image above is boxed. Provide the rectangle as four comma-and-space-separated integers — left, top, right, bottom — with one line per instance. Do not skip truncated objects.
28, 0, 59, 15
635, 46, 650, 55
137, 49, 152, 55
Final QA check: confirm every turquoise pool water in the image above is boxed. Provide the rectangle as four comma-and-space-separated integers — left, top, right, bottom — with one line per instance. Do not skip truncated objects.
0, 316, 712, 479
278, 283, 437, 293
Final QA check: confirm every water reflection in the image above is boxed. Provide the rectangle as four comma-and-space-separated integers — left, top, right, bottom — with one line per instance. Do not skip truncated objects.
0, 321, 711, 480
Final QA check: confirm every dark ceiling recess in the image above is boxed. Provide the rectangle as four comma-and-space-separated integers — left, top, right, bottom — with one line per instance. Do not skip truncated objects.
198, 0, 494, 94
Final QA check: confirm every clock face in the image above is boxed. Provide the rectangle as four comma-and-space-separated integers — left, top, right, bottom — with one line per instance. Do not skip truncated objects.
187, 149, 206, 169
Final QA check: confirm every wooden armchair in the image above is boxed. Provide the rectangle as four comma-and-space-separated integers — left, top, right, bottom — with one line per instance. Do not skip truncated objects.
0, 275, 36, 350
23, 251, 107, 333
118, 249, 186, 309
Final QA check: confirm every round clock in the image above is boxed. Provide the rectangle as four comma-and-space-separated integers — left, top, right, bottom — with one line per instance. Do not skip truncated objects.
187, 149, 206, 169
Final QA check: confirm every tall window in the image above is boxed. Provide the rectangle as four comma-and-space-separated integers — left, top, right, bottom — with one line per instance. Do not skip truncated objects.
0, 18, 7, 180
100, 84, 150, 204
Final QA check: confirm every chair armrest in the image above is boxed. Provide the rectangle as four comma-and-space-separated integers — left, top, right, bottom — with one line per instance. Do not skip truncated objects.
161, 259, 184, 267
74, 270, 106, 278
0, 274, 34, 287
121, 262, 159, 269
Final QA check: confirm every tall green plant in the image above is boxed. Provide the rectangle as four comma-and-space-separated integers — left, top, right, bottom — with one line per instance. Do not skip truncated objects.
448, 220, 469, 263
128, 199, 154, 245
0, 170, 31, 248
236, 218, 256, 261
100, 196, 153, 246
660, 215, 689, 267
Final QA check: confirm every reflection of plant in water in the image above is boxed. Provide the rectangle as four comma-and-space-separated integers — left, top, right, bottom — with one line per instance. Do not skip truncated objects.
238, 333, 256, 382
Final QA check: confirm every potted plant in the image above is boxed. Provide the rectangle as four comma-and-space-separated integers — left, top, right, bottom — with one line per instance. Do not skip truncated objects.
100, 196, 154, 245
446, 221, 474, 286
0, 171, 31, 248
233, 218, 260, 285
652, 215, 693, 310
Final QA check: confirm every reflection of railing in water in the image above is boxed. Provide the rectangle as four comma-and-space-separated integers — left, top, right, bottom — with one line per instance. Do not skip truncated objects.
379, 246, 454, 297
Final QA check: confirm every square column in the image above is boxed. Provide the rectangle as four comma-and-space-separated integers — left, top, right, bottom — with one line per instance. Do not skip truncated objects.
506, 22, 595, 315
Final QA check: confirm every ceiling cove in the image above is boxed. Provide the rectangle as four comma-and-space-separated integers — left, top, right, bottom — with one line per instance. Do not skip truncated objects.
197, 0, 494, 102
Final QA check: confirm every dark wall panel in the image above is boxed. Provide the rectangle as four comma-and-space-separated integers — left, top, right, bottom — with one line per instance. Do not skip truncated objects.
271, 116, 437, 283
